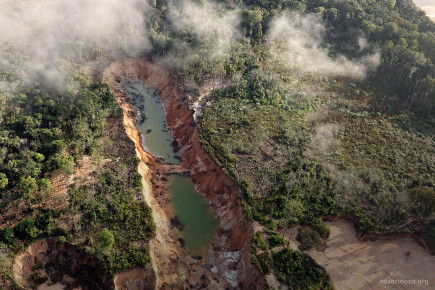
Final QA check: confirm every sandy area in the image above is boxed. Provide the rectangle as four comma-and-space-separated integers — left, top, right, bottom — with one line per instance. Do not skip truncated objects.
309, 220, 435, 289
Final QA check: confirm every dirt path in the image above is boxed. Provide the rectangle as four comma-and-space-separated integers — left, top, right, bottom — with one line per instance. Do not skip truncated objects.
308, 220, 435, 289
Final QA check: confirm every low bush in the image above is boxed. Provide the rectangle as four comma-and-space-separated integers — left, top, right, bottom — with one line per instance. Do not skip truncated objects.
296, 228, 321, 252
267, 234, 287, 248
273, 248, 333, 289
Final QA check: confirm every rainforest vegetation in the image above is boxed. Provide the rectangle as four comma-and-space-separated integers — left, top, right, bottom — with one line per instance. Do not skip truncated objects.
0, 0, 434, 288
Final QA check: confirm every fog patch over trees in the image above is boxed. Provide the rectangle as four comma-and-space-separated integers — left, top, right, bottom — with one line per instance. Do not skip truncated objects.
0, 0, 150, 89
167, 0, 241, 60
267, 11, 380, 79
150, 0, 242, 69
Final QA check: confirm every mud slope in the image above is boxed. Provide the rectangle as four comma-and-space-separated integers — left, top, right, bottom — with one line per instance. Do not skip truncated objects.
103, 57, 264, 289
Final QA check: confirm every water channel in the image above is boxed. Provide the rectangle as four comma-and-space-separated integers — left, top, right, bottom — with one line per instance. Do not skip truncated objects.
125, 82, 180, 164
124, 82, 217, 257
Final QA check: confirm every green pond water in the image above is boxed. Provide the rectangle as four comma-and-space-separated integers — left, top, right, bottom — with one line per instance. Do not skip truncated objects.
124, 82, 180, 164
124, 81, 218, 256
169, 175, 218, 257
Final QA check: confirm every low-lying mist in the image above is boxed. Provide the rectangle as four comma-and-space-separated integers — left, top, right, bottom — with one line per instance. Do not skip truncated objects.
154, 0, 241, 67
0, 0, 382, 91
0, 0, 149, 88
267, 11, 380, 79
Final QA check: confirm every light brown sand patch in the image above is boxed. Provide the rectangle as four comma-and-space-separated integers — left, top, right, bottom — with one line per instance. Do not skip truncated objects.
309, 220, 434, 289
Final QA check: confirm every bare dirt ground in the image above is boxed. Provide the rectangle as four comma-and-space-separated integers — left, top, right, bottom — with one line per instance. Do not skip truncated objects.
308, 219, 435, 289
50, 156, 111, 205
14, 240, 113, 289
188, 78, 225, 123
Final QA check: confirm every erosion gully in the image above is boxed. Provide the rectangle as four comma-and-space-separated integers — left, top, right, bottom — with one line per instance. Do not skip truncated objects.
103, 57, 264, 289
124, 81, 218, 258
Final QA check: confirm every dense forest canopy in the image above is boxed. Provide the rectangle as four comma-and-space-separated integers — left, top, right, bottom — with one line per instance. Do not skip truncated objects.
157, 0, 435, 116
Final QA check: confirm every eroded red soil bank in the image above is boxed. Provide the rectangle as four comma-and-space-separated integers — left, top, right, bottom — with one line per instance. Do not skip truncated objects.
104, 57, 264, 289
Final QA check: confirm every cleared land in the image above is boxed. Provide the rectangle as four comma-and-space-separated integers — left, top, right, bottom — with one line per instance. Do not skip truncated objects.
309, 220, 435, 289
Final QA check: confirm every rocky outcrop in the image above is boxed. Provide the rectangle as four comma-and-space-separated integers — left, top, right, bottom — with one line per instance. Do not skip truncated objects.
104, 57, 265, 289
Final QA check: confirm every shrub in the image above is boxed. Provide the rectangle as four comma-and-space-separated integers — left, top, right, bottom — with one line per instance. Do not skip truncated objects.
0, 173, 8, 190
58, 236, 67, 244
252, 252, 272, 275
273, 248, 332, 289
409, 187, 435, 218
16, 218, 39, 241
0, 228, 15, 245
263, 218, 277, 231
267, 234, 287, 248
296, 228, 321, 251
133, 174, 142, 188
314, 220, 330, 238
99, 228, 114, 250
252, 232, 267, 251
48, 154, 74, 175
19, 177, 38, 199
34, 153, 45, 163
38, 178, 51, 190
